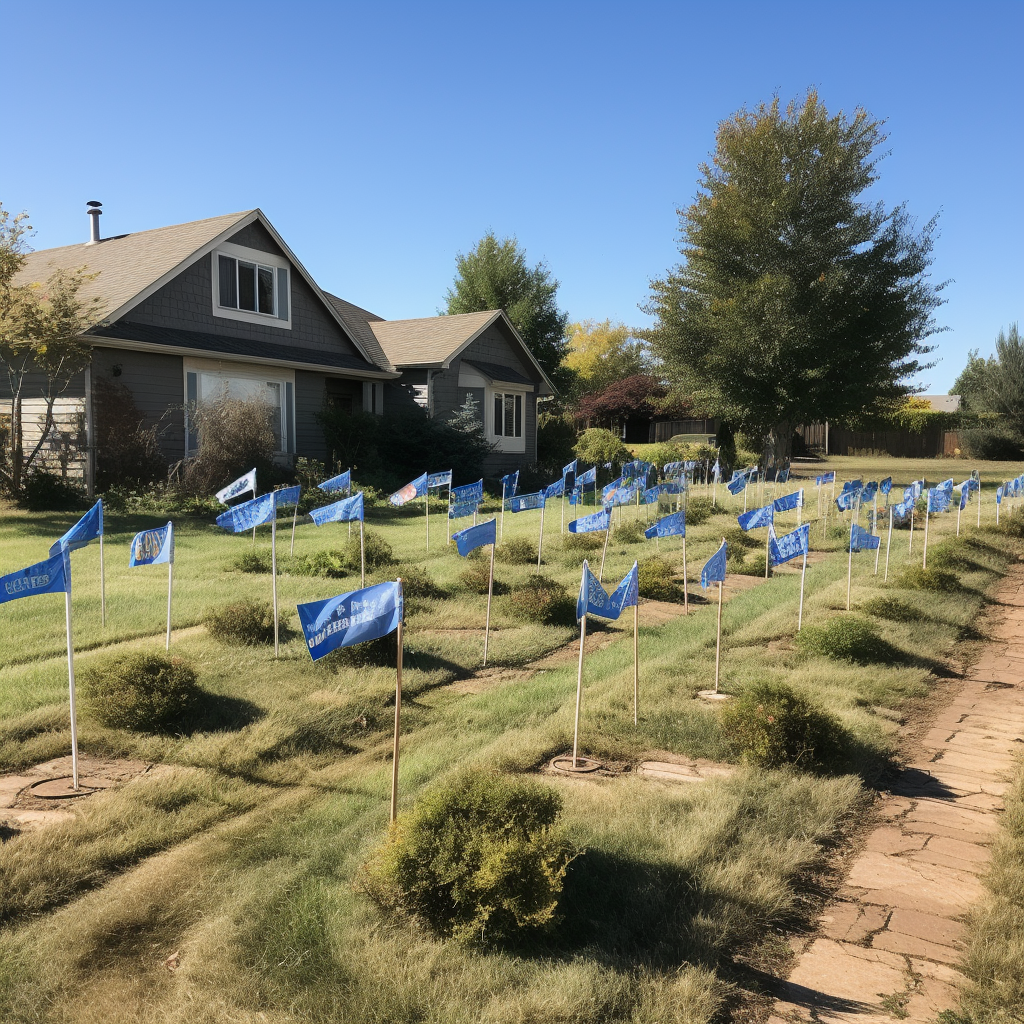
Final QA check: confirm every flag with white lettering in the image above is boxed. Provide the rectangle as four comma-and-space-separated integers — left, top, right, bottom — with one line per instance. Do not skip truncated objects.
389, 473, 428, 506
216, 469, 257, 504
543, 478, 565, 499
309, 492, 364, 526
850, 523, 880, 552
297, 581, 403, 662
700, 542, 728, 588
575, 466, 597, 488
507, 491, 546, 512
738, 504, 774, 531
773, 489, 803, 513
569, 507, 611, 534
274, 485, 301, 507
880, 477, 892, 495
815, 471, 836, 485
427, 470, 452, 490
644, 511, 685, 539
0, 548, 70, 605
727, 475, 747, 495
606, 483, 639, 507
576, 561, 638, 622
216, 492, 276, 533
318, 469, 351, 495
835, 488, 862, 512
500, 470, 519, 497
453, 518, 497, 556
452, 479, 484, 504
129, 522, 174, 566
449, 500, 480, 520
49, 500, 103, 556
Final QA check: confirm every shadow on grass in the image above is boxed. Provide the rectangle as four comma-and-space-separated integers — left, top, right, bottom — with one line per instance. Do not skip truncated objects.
182, 692, 264, 736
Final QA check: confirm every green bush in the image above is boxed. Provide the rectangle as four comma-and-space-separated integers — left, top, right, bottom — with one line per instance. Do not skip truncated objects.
320, 631, 397, 669
894, 564, 962, 592
861, 596, 925, 623
205, 600, 281, 645
637, 557, 680, 601
233, 549, 272, 574
573, 427, 629, 468
723, 526, 759, 550
796, 616, 891, 664
928, 540, 976, 573
291, 549, 348, 578
613, 519, 646, 544
345, 528, 394, 571
720, 681, 846, 771
398, 565, 445, 600
685, 496, 716, 526
362, 770, 577, 944
561, 531, 604, 552
728, 550, 771, 577
80, 653, 204, 732
458, 560, 505, 595
20, 471, 86, 511
496, 537, 538, 565
1001, 508, 1024, 539
507, 575, 576, 626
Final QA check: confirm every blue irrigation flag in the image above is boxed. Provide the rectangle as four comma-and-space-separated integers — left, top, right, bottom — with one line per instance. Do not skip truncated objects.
835, 488, 862, 512
274, 485, 301, 508
569, 484, 585, 506
0, 548, 70, 605
777, 467, 790, 484
129, 522, 174, 566
297, 581, 403, 662
927, 487, 951, 514
841, 479, 863, 494
738, 504, 774, 531
700, 542, 728, 589
389, 473, 428, 506
860, 481, 877, 502
645, 511, 685, 539
660, 480, 684, 495
427, 470, 453, 490
216, 492, 276, 533
769, 523, 809, 566
891, 499, 913, 523
543, 478, 565, 499
452, 479, 484, 504
727, 475, 747, 495
500, 470, 519, 498
453, 518, 497, 556
773, 489, 803, 513
570, 507, 611, 534
576, 466, 596, 488
449, 500, 480, 520
960, 486, 970, 512
940, 478, 954, 494
607, 483, 639, 507
815, 471, 836, 485
508, 491, 545, 512
850, 523, 880, 552
576, 560, 638, 622
996, 485, 1003, 505
216, 469, 257, 504
879, 477, 892, 495
663, 460, 683, 478
641, 485, 661, 505
49, 500, 103, 556
602, 476, 624, 501
318, 469, 351, 495
309, 491, 364, 526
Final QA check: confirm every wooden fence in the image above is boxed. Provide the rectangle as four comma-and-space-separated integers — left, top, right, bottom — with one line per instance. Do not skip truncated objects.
796, 423, 962, 459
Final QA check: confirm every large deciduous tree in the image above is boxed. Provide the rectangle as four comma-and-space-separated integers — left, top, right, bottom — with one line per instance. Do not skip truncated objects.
564, 319, 651, 398
444, 232, 571, 393
641, 90, 946, 465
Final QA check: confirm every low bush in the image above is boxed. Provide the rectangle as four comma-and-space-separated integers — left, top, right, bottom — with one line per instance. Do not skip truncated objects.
561, 531, 604, 552
205, 600, 281, 645
613, 520, 646, 544
723, 526, 759, 550
345, 528, 394, 571
508, 575, 576, 626
362, 769, 577, 944
637, 556, 680, 601
458, 560, 506, 596
1001, 508, 1024, 539
796, 616, 891, 664
20, 471, 85, 511
727, 548, 770, 577
291, 549, 348, 578
234, 549, 272, 574
894, 564, 962, 592
861, 596, 925, 623
685, 496, 716, 526
320, 632, 397, 668
80, 653, 204, 732
573, 427, 629, 468
399, 565, 445, 600
720, 681, 846, 771
496, 537, 538, 565
928, 541, 976, 573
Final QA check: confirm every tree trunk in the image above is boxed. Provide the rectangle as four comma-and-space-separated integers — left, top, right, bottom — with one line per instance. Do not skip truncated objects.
766, 421, 794, 474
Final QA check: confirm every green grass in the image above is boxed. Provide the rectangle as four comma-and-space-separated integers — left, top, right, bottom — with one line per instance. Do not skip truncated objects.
0, 476, 1017, 1024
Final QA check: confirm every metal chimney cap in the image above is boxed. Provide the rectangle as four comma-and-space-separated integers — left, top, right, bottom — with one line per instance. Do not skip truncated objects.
86, 201, 103, 208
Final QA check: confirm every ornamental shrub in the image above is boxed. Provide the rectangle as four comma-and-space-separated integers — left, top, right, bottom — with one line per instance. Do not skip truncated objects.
345, 528, 394, 571
720, 681, 846, 771
637, 556, 680, 601
508, 575, 575, 626
613, 519, 646, 544
685, 496, 716, 526
796, 616, 891, 664
234, 549, 272, 574
291, 549, 348, 578
81, 653, 204, 732
398, 565, 445, 600
362, 770, 577, 945
496, 537, 537, 565
723, 526, 759, 550
205, 599, 281, 645
1001, 508, 1024, 539
561, 531, 604, 552
573, 427, 629, 468
894, 564, 962, 592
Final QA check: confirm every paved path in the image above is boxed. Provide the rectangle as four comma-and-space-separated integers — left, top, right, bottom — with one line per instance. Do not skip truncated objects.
771, 564, 1024, 1023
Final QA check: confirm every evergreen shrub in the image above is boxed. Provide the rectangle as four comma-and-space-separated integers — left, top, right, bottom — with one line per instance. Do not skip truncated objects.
796, 616, 891, 664
637, 557, 680, 601
508, 575, 575, 626
496, 537, 537, 565
205, 600, 281, 645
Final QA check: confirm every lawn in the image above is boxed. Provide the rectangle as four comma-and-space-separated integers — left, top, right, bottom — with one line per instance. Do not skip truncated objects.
0, 468, 1019, 1024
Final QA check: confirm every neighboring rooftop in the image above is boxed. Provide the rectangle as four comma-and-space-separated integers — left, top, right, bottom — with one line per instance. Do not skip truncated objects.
920, 395, 962, 413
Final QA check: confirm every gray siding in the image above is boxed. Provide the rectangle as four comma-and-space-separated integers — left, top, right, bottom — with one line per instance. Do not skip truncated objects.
466, 323, 532, 378
295, 370, 328, 460
0, 368, 86, 401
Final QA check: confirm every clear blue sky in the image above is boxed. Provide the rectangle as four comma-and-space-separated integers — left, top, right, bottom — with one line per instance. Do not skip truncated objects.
6, 0, 1021, 392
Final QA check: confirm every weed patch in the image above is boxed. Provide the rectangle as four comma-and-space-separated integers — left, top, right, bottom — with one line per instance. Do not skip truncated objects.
637, 557, 681, 601
894, 564, 962, 592
861, 596, 925, 623
496, 537, 538, 565
797, 616, 894, 664
507, 575, 576, 626
346, 528, 394, 570
233, 550, 272, 574
290, 549, 348, 578
613, 520, 646, 544
686, 496, 715, 526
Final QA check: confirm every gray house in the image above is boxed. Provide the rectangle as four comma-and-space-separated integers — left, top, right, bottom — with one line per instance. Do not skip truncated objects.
7, 207, 554, 487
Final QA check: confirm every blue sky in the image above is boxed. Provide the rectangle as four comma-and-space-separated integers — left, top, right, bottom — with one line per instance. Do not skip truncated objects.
6, 1, 1021, 392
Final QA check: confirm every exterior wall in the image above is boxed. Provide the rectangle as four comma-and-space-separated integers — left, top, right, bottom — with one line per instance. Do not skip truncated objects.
295, 370, 329, 460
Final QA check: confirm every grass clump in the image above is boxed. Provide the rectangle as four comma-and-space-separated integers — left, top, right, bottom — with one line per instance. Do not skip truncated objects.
398, 565, 445, 600
999, 507, 1024, 538
723, 526, 759, 550
613, 520, 646, 544
80, 653, 205, 732
637, 556, 680, 601
796, 616, 892, 664
561, 531, 604, 551
894, 564, 961, 592
928, 540, 977, 573
508, 575, 576, 626
861, 596, 926, 623
233, 549, 272, 574
204, 599, 281, 645
345, 528, 394, 570
685, 496, 715, 526
727, 547, 770, 577
291, 549, 347, 578
362, 769, 577, 944
496, 536, 538, 565
721, 681, 846, 771
319, 632, 397, 669
458, 560, 506, 595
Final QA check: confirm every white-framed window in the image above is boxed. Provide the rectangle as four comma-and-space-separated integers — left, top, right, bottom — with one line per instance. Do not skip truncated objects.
362, 381, 384, 415
184, 359, 295, 456
212, 242, 291, 329
489, 389, 526, 453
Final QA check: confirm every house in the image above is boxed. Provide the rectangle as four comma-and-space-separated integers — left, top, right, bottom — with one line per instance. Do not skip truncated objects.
6, 206, 553, 488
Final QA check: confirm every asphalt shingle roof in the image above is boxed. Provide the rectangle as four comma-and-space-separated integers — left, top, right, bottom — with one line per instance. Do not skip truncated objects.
369, 311, 499, 367
322, 292, 392, 371
462, 360, 534, 387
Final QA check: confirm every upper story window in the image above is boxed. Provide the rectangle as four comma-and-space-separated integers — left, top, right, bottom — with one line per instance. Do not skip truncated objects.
212, 242, 291, 329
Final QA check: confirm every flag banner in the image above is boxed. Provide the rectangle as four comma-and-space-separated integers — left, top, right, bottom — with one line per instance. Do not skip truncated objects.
815, 471, 836, 485
507, 491, 546, 513
389, 473, 428, 506
602, 476, 624, 501
563, 459, 578, 478
607, 483, 639, 507
957, 478, 972, 494
569, 485, 585, 506
960, 487, 970, 511
835, 488, 863, 512
880, 477, 892, 495
273, 485, 301, 508
543, 478, 565, 499
903, 485, 915, 504
861, 481, 878, 502
645, 511, 685, 539
773, 489, 803, 513
448, 500, 480, 520
1015, 479, 1022, 498
769, 523, 809, 566
603, 461, 613, 470
663, 460, 683, 477
700, 542, 728, 588
297, 581, 403, 662
940, 478, 954, 493
620, 460, 642, 483
727, 475, 747, 495
569, 507, 611, 534
0, 548, 70, 605
777, 467, 790, 483
996, 486, 1003, 505
738, 504, 774, 531
452, 479, 484, 504
912, 480, 925, 498
927, 488, 951, 514
850, 523, 880, 551
500, 470, 519, 497
216, 469, 257, 504
891, 499, 913, 523
427, 470, 453, 490
216, 492, 276, 533
659, 480, 684, 495
576, 561, 639, 622
841, 479, 863, 494
318, 469, 351, 494
575, 466, 597, 487
642, 485, 661, 505
453, 518, 497, 556
968, 478, 981, 493
310, 492, 364, 526
129, 522, 173, 566
49, 500, 103, 556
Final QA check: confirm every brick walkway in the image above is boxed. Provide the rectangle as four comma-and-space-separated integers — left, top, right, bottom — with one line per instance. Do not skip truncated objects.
771, 564, 1024, 1023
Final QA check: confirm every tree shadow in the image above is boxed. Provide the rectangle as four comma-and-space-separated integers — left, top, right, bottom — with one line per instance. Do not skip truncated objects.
179, 693, 264, 736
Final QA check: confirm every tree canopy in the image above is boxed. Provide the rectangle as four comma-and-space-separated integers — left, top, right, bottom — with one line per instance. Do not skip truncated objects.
641, 90, 946, 463
563, 319, 651, 397
953, 324, 1024, 439
444, 232, 571, 393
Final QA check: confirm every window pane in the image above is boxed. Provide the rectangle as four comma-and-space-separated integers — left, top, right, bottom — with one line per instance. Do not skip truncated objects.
265, 382, 282, 449
494, 394, 502, 436
238, 262, 257, 311
258, 266, 275, 314
514, 394, 522, 437
504, 395, 514, 437
218, 255, 237, 307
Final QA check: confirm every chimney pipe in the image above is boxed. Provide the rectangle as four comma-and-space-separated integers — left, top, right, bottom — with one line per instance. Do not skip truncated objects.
86, 201, 102, 244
